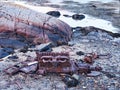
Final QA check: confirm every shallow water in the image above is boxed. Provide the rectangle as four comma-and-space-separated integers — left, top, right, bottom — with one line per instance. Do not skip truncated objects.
59, 11, 119, 33
48, 0, 114, 4
14, 1, 119, 33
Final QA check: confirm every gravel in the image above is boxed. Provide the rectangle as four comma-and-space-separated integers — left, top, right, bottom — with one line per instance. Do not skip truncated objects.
0, 0, 120, 90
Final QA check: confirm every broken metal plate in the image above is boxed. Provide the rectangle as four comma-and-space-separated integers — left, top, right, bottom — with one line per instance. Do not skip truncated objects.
20, 63, 38, 74
4, 66, 19, 75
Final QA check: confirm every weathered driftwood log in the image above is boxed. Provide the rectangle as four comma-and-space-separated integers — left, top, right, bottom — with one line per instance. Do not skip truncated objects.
0, 2, 72, 45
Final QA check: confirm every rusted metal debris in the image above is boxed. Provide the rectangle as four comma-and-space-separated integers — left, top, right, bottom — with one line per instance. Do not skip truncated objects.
83, 53, 98, 64
4, 60, 38, 75
83, 53, 112, 64
36, 52, 102, 75
4, 52, 103, 87
5, 52, 102, 76
0, 2, 72, 45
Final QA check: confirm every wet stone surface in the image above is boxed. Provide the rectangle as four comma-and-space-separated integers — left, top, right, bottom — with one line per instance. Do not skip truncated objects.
0, 48, 14, 59
46, 11, 61, 17
72, 14, 85, 20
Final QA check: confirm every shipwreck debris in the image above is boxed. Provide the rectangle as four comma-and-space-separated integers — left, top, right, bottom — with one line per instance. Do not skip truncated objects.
20, 62, 38, 74
4, 52, 102, 76
83, 53, 98, 64
4, 66, 20, 75
4, 60, 38, 75
4, 52, 103, 87
36, 52, 102, 75
83, 53, 112, 64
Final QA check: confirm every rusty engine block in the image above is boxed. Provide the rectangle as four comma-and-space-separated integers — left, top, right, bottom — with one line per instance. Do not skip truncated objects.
36, 52, 102, 75
4, 52, 102, 76
4, 52, 102, 87
36, 52, 73, 75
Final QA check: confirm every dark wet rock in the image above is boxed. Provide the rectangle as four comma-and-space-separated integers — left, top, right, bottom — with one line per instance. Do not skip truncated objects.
46, 11, 61, 17
63, 14, 85, 21
62, 74, 79, 87
102, 71, 116, 78
8, 55, 18, 59
0, 32, 33, 50
72, 27, 82, 31
72, 14, 85, 20
76, 51, 84, 56
63, 14, 85, 20
87, 31, 113, 41
28, 42, 53, 52
0, 38, 28, 49
0, 50, 9, 59
63, 14, 72, 17
72, 26, 119, 42
73, 26, 120, 38
19, 42, 53, 53
2, 48, 14, 54
91, 5, 97, 8
0, 48, 14, 59
111, 33, 120, 38
19, 46, 29, 53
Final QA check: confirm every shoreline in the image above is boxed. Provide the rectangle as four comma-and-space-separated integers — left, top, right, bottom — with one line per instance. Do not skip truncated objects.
0, 0, 120, 90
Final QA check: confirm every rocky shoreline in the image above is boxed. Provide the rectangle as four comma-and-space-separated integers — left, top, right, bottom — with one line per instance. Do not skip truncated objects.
0, 26, 120, 90
0, 0, 120, 90
42, 0, 120, 31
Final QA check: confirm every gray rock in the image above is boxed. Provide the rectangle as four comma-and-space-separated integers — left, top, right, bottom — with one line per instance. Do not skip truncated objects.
0, 48, 14, 59
28, 42, 53, 52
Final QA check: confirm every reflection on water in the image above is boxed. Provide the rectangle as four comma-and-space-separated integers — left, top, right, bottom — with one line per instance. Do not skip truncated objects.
13, 1, 119, 33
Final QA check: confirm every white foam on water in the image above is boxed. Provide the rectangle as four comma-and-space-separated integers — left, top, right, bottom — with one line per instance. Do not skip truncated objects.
12, 1, 119, 33
59, 11, 119, 33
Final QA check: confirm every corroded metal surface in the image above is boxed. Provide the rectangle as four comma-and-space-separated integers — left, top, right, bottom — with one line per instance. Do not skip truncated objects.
4, 52, 102, 76
0, 2, 72, 45
36, 52, 102, 75
36, 52, 72, 74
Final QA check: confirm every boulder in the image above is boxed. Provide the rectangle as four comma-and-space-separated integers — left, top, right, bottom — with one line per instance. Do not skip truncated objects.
46, 11, 61, 17
72, 14, 85, 20
0, 2, 72, 45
